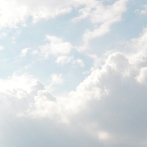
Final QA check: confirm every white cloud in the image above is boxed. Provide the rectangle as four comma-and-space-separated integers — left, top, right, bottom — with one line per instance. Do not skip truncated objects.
135, 4, 147, 15
0, 74, 43, 94
21, 28, 147, 146
98, 131, 110, 140
0, 74, 97, 147
51, 74, 64, 85
75, 0, 128, 51
0, 74, 45, 116
0, 33, 7, 38
136, 67, 147, 84
31, 50, 39, 55
0, 0, 72, 29
0, 0, 127, 34
56, 56, 73, 65
0, 30, 147, 145
73, 59, 85, 67
56, 55, 85, 67
0, 0, 98, 29
40, 35, 72, 58
0, 46, 3, 51
21, 47, 30, 57
1, 1, 147, 146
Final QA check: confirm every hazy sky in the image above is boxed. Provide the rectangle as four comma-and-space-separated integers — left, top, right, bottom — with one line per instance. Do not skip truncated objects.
0, 0, 147, 146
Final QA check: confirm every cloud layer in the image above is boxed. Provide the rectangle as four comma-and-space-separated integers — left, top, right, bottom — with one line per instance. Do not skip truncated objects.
0, 28, 147, 146
0, 0, 147, 147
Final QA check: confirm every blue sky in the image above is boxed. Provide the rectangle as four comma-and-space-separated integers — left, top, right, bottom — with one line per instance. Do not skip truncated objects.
1, 0, 147, 146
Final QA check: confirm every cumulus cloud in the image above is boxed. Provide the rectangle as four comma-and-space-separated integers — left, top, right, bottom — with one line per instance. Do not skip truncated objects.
0, 46, 3, 51
1, 1, 147, 146
0, 0, 72, 29
40, 35, 72, 58
0, 0, 127, 38
20, 28, 147, 146
20, 47, 30, 57
135, 4, 147, 15
56, 56, 73, 65
73, 59, 85, 67
0, 33, 7, 38
1, 28, 147, 147
0, 0, 99, 29
136, 67, 147, 84
56, 55, 85, 67
51, 74, 64, 85
75, 0, 128, 51
0, 73, 103, 147
0, 74, 44, 116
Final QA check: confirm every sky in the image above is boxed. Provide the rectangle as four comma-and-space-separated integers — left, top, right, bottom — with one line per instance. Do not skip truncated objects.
0, 0, 147, 146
